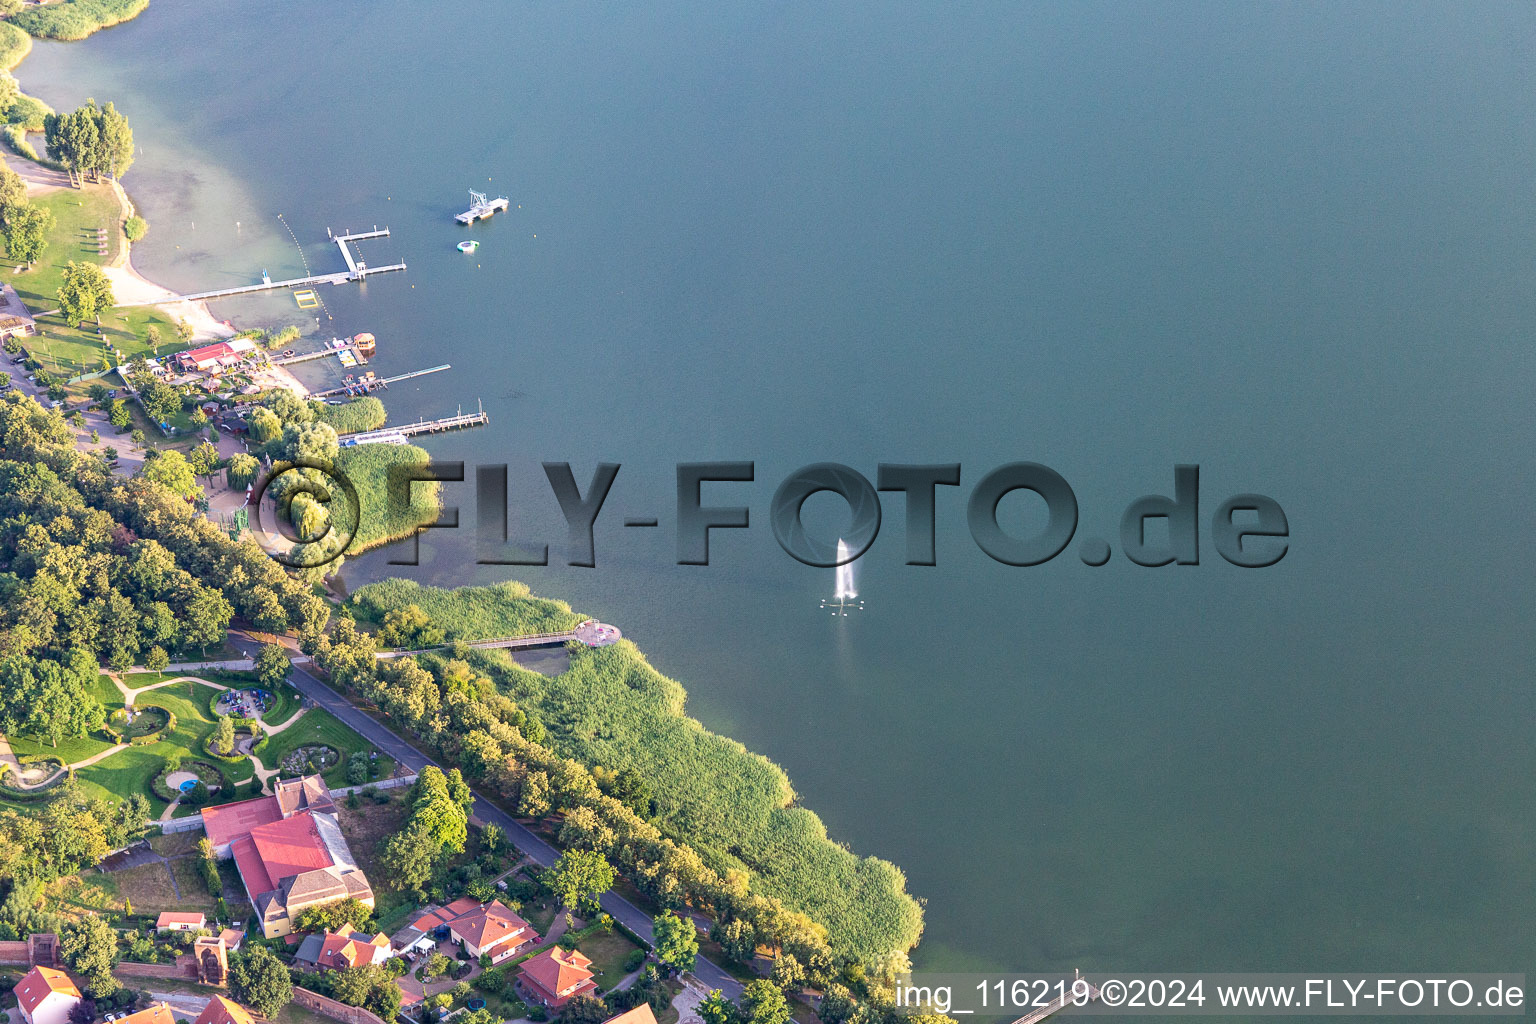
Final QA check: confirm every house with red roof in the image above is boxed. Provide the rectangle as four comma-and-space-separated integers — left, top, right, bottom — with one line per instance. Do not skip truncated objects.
295, 926, 392, 971
15, 966, 80, 1024
518, 947, 598, 1008
200, 775, 372, 938
156, 911, 207, 932
448, 899, 536, 963
194, 996, 256, 1024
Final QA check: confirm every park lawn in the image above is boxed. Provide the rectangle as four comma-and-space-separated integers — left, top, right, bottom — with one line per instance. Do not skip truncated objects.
92, 673, 124, 705
256, 707, 391, 787
575, 929, 642, 989
75, 681, 236, 805
74, 745, 172, 805
119, 670, 183, 689
169, 856, 219, 907
4, 729, 115, 764
6, 186, 186, 379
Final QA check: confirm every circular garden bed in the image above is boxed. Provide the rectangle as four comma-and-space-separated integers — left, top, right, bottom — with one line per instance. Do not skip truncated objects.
279, 744, 339, 778
111, 705, 170, 739
151, 758, 227, 803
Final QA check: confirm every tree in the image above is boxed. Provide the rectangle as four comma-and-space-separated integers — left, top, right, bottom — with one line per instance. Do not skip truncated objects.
61, 915, 119, 995
652, 912, 698, 974
545, 849, 615, 915
139, 380, 180, 423
130, 428, 145, 446
175, 319, 194, 346
228, 945, 292, 1018
109, 399, 131, 431
0, 166, 26, 219
5, 204, 53, 267
213, 714, 235, 755
292, 897, 374, 934
818, 985, 856, 1024
698, 991, 738, 1024
143, 646, 169, 673
226, 452, 259, 490
769, 952, 804, 993
481, 822, 505, 855
145, 324, 162, 352
124, 215, 148, 242
68, 1000, 96, 1024
380, 818, 437, 892
519, 769, 552, 819
741, 981, 789, 1024
57, 261, 114, 328
560, 996, 610, 1024
710, 917, 755, 963
189, 407, 209, 430
136, 449, 201, 501
255, 643, 289, 690
189, 441, 218, 484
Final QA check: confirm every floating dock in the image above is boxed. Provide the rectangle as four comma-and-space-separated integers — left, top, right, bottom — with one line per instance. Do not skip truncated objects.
455, 189, 510, 225
339, 405, 488, 447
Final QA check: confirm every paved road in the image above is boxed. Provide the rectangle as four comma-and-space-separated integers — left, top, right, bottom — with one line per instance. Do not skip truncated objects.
228, 635, 744, 1000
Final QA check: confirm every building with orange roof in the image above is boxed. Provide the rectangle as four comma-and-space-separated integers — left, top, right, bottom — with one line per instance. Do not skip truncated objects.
517, 947, 598, 1008
116, 1004, 177, 1024
194, 996, 256, 1024
200, 775, 372, 938
601, 1007, 659, 1024
15, 966, 81, 1024
448, 900, 536, 964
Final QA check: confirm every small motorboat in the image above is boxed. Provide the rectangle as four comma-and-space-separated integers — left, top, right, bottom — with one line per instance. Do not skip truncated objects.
457, 240, 479, 253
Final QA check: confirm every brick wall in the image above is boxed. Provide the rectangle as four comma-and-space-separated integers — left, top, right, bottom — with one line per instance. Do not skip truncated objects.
0, 941, 28, 964
116, 957, 198, 980
291, 988, 388, 1024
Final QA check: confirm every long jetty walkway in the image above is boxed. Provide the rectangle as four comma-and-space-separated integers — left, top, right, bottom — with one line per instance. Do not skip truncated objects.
1007, 977, 1102, 1024
339, 407, 488, 446
375, 619, 622, 659
310, 363, 451, 398
114, 223, 405, 308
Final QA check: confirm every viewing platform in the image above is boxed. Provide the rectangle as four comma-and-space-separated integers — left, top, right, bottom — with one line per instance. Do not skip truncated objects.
455, 189, 510, 225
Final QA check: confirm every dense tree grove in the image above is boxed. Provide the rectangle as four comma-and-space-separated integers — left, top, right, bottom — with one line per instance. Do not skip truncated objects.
227, 945, 292, 1018
380, 766, 473, 893
0, 393, 329, 691
42, 99, 134, 185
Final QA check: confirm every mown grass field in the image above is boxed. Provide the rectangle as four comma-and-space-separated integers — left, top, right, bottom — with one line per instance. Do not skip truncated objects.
4, 184, 183, 379
353, 580, 924, 961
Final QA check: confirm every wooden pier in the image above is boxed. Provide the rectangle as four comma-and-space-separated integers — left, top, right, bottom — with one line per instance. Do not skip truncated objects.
338, 405, 488, 447
268, 338, 369, 367
455, 189, 510, 225
309, 363, 452, 398
114, 222, 405, 308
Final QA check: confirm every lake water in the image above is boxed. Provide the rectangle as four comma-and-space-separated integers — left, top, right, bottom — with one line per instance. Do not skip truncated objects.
21, 0, 1535, 977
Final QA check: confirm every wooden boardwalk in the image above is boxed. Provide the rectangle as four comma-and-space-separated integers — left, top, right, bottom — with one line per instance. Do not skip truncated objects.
375, 619, 622, 659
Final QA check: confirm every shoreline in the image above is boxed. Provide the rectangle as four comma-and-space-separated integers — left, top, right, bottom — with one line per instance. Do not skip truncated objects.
2, 5, 929, 969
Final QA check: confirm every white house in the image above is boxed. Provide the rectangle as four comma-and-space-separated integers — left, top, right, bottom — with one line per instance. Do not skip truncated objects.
16, 966, 81, 1024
